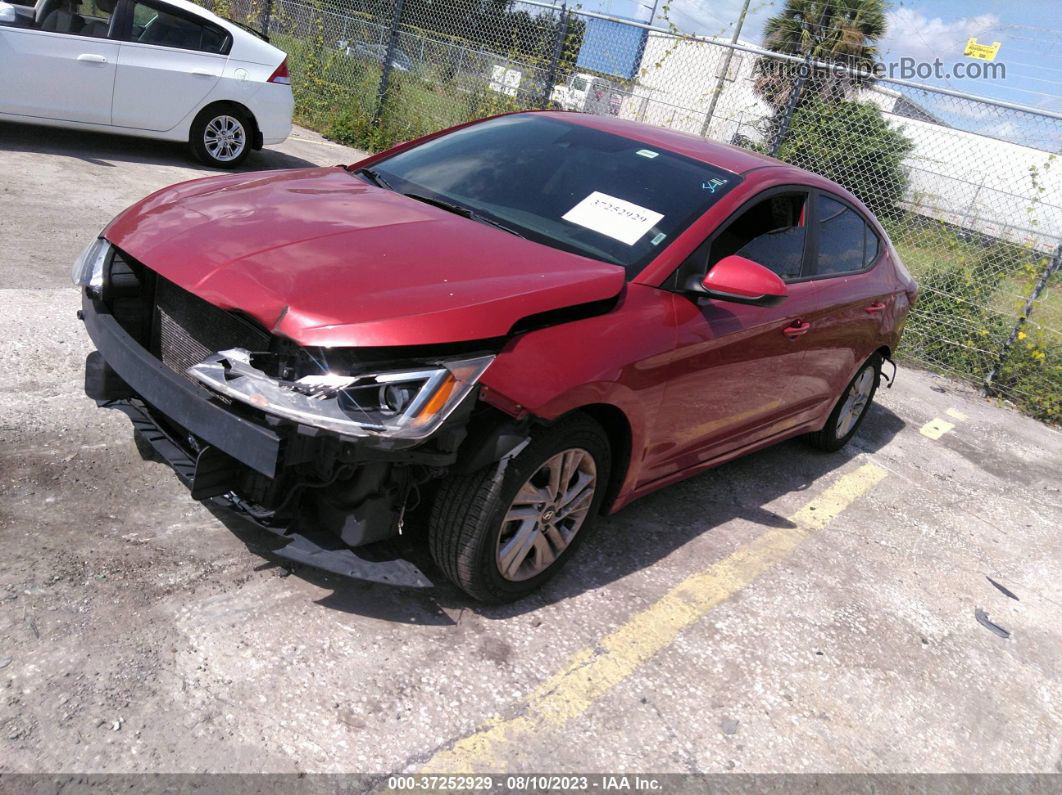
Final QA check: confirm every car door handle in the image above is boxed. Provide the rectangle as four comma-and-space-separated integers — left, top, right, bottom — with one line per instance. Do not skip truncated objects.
77, 53, 108, 64
191, 69, 218, 77
864, 302, 887, 314
783, 321, 811, 338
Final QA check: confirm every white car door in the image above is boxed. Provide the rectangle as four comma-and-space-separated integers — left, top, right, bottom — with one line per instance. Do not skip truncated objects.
0, 3, 118, 125
111, 0, 225, 132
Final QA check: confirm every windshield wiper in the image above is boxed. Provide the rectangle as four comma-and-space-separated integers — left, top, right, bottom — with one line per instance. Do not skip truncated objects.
354, 167, 395, 191
403, 193, 525, 238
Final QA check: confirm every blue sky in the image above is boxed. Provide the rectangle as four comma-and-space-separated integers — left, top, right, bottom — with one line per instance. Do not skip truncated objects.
583, 0, 1062, 120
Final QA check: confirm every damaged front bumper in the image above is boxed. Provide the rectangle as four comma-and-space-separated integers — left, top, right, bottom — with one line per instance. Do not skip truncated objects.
112, 397, 432, 587
78, 293, 469, 587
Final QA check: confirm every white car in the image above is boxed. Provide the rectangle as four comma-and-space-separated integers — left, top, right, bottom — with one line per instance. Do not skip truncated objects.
0, 0, 293, 167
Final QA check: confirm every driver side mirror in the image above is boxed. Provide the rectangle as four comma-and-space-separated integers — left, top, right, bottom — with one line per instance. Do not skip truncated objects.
0, 3, 17, 23
684, 254, 788, 307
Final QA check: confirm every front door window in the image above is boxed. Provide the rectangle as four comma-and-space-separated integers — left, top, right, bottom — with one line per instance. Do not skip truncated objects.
706, 191, 809, 281
38, 0, 114, 36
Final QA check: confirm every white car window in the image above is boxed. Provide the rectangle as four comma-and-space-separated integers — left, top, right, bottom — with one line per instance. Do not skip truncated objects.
37, 0, 115, 37
129, 0, 228, 53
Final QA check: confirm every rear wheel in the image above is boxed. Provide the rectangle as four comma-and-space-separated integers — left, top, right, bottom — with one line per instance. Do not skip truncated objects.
805, 355, 880, 452
429, 416, 611, 603
190, 106, 252, 168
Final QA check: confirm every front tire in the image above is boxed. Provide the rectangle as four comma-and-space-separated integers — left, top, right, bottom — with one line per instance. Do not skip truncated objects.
190, 107, 252, 168
805, 354, 880, 452
429, 416, 611, 603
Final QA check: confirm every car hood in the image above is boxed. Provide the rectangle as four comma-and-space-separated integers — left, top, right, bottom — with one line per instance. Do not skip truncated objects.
103, 167, 626, 347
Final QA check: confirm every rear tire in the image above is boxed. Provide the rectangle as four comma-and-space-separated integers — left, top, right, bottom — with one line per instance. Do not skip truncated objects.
189, 106, 252, 168
805, 354, 880, 452
429, 415, 611, 603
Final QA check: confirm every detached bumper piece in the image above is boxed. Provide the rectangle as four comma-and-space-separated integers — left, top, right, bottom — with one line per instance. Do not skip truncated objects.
81, 294, 433, 589
261, 526, 432, 588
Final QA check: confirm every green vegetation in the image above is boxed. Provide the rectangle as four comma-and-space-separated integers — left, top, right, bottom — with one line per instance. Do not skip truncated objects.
273, 32, 531, 150
885, 217, 1061, 423
321, 0, 585, 78
263, 0, 584, 152
776, 98, 913, 217
755, 0, 887, 127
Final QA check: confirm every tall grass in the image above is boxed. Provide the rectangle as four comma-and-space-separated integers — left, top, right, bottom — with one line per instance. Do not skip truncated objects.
273, 33, 532, 152
887, 216, 1060, 422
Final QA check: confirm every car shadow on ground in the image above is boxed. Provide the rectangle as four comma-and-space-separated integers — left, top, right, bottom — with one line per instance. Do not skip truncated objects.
0, 121, 317, 171
208, 402, 906, 625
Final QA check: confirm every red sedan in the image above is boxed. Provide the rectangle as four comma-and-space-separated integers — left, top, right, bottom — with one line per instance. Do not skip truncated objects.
75, 111, 917, 602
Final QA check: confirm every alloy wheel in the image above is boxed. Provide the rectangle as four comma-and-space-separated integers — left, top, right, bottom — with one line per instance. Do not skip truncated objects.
203, 115, 246, 163
495, 448, 598, 582
836, 366, 875, 438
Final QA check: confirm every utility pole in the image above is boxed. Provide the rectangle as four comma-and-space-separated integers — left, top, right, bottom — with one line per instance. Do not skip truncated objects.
699, 0, 752, 139
541, 3, 570, 109
373, 0, 407, 126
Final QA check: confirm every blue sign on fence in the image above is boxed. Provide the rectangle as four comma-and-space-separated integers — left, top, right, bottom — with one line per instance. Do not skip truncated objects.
576, 16, 648, 80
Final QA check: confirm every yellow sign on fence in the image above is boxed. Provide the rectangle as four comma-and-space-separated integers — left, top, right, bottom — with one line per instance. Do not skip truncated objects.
964, 37, 1001, 61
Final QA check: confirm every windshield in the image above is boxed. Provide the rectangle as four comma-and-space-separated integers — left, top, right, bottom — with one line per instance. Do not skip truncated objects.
366, 114, 741, 277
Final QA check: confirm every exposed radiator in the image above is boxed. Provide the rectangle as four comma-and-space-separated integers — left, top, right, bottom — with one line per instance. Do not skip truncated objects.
153, 276, 271, 378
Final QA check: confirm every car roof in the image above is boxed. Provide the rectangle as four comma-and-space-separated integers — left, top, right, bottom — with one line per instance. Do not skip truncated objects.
534, 111, 799, 176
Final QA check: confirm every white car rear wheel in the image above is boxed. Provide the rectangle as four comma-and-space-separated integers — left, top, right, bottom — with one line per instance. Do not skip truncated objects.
190, 107, 252, 168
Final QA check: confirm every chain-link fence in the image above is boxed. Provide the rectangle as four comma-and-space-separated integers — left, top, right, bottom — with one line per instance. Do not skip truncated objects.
201, 0, 1062, 423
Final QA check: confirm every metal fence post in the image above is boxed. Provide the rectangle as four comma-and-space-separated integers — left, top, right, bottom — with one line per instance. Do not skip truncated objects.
373, 0, 406, 126
769, 53, 810, 157
983, 242, 1062, 394
541, 4, 570, 109
699, 0, 751, 139
259, 0, 272, 37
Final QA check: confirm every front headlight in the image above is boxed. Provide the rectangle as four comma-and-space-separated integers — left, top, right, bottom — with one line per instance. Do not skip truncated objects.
188, 349, 493, 441
71, 237, 111, 292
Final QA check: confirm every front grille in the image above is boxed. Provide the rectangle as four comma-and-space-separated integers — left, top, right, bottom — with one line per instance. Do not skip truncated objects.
153, 276, 272, 377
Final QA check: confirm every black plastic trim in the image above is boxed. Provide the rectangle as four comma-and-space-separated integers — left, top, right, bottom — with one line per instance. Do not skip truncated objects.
81, 293, 280, 477
112, 397, 431, 587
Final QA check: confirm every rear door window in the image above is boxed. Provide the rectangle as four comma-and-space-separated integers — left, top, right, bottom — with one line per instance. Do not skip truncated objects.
128, 0, 228, 53
814, 194, 881, 276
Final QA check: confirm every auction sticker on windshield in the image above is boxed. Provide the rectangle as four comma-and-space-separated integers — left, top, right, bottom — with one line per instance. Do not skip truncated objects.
562, 192, 664, 246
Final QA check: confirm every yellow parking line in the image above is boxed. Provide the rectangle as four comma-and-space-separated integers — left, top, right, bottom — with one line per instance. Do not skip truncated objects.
945, 408, 968, 421
419, 462, 888, 773
919, 418, 956, 440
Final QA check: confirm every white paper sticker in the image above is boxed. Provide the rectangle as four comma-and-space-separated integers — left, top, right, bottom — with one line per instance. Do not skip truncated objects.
562, 192, 664, 246
636, 149, 659, 159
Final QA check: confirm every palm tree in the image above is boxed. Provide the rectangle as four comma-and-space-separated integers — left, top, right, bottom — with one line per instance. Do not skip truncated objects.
755, 0, 887, 108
